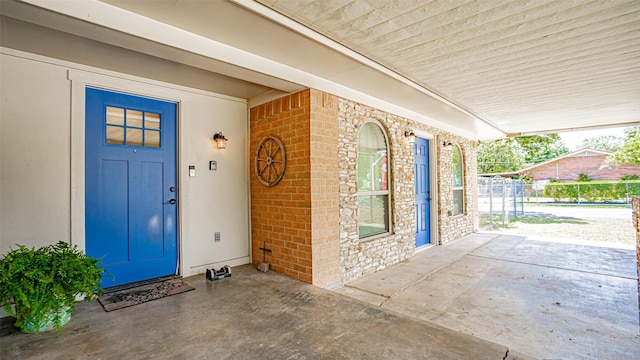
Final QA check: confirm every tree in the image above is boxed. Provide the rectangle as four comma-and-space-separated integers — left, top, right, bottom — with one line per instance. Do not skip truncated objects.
477, 134, 569, 174
477, 138, 525, 174
623, 125, 640, 139
610, 128, 640, 165
578, 135, 623, 152
514, 134, 569, 164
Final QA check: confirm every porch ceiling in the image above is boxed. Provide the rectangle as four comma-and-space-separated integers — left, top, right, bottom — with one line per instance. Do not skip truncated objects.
255, 0, 640, 137
4, 0, 640, 140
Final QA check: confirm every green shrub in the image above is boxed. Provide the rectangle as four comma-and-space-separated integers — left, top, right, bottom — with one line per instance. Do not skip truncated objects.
621, 174, 640, 180
543, 180, 640, 202
577, 173, 591, 182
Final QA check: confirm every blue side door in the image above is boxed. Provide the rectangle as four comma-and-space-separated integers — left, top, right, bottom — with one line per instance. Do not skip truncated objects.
414, 137, 431, 247
85, 88, 178, 287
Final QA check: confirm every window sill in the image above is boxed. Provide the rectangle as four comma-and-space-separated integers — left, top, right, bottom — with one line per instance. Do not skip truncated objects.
359, 232, 392, 243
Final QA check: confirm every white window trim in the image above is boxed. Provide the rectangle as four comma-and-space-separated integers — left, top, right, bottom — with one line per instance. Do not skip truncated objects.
452, 144, 465, 216
357, 120, 392, 239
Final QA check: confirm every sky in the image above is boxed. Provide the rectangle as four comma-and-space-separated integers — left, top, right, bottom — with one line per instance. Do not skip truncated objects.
558, 127, 627, 151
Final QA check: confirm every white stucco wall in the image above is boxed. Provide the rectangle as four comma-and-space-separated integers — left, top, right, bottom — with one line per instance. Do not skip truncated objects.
0, 49, 250, 277
0, 52, 72, 250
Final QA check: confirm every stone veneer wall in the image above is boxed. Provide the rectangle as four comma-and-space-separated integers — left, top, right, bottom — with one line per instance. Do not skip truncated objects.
633, 197, 639, 315
250, 89, 478, 285
438, 140, 478, 244
337, 98, 477, 282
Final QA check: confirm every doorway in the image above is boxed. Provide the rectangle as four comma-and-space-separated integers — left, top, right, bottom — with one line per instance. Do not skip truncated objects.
85, 87, 178, 287
414, 137, 431, 247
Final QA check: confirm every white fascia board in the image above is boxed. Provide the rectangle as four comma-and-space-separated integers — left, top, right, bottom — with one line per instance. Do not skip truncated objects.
233, 0, 506, 140
21, 0, 305, 84
22, 0, 498, 140
234, 0, 492, 126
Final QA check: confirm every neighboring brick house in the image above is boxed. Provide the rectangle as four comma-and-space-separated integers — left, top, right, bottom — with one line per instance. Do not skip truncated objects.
486, 148, 640, 182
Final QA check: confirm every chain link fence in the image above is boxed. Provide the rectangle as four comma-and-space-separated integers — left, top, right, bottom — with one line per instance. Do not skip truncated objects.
525, 181, 640, 204
478, 176, 524, 229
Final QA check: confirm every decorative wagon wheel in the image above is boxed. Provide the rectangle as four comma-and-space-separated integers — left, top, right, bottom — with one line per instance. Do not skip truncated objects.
255, 135, 286, 187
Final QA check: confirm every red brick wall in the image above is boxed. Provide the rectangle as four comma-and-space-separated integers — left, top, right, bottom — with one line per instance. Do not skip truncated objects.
309, 90, 340, 287
249, 89, 340, 287
250, 90, 313, 283
529, 154, 640, 181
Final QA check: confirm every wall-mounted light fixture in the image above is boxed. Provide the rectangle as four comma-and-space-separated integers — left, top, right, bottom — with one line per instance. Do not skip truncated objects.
442, 141, 453, 150
213, 132, 228, 149
404, 130, 416, 143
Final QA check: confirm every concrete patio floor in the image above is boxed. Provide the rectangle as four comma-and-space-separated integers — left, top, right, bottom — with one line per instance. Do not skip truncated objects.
1, 233, 638, 359
1, 259, 527, 359
337, 233, 640, 359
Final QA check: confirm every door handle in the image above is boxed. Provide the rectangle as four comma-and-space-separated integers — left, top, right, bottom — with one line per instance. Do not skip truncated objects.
165, 199, 177, 205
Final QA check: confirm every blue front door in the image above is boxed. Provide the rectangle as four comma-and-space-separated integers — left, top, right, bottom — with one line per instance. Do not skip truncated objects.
414, 138, 431, 247
85, 88, 178, 287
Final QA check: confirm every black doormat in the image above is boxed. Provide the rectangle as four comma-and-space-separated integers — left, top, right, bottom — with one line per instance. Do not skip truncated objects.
98, 278, 195, 312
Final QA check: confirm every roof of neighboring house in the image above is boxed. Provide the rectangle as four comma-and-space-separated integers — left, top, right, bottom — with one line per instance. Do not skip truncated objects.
478, 148, 613, 177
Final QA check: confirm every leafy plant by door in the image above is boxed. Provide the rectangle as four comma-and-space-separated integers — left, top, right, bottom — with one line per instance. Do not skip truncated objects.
0, 241, 110, 333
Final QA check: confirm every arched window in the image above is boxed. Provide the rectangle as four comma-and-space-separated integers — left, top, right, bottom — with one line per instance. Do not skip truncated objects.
357, 122, 390, 238
452, 145, 464, 216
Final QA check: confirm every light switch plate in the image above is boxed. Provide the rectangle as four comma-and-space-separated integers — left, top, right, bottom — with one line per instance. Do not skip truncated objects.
209, 161, 217, 171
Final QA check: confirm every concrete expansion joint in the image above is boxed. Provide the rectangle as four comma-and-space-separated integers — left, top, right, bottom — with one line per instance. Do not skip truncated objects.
462, 233, 502, 250
468, 254, 639, 281
344, 285, 390, 300
389, 270, 440, 298
382, 235, 503, 300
